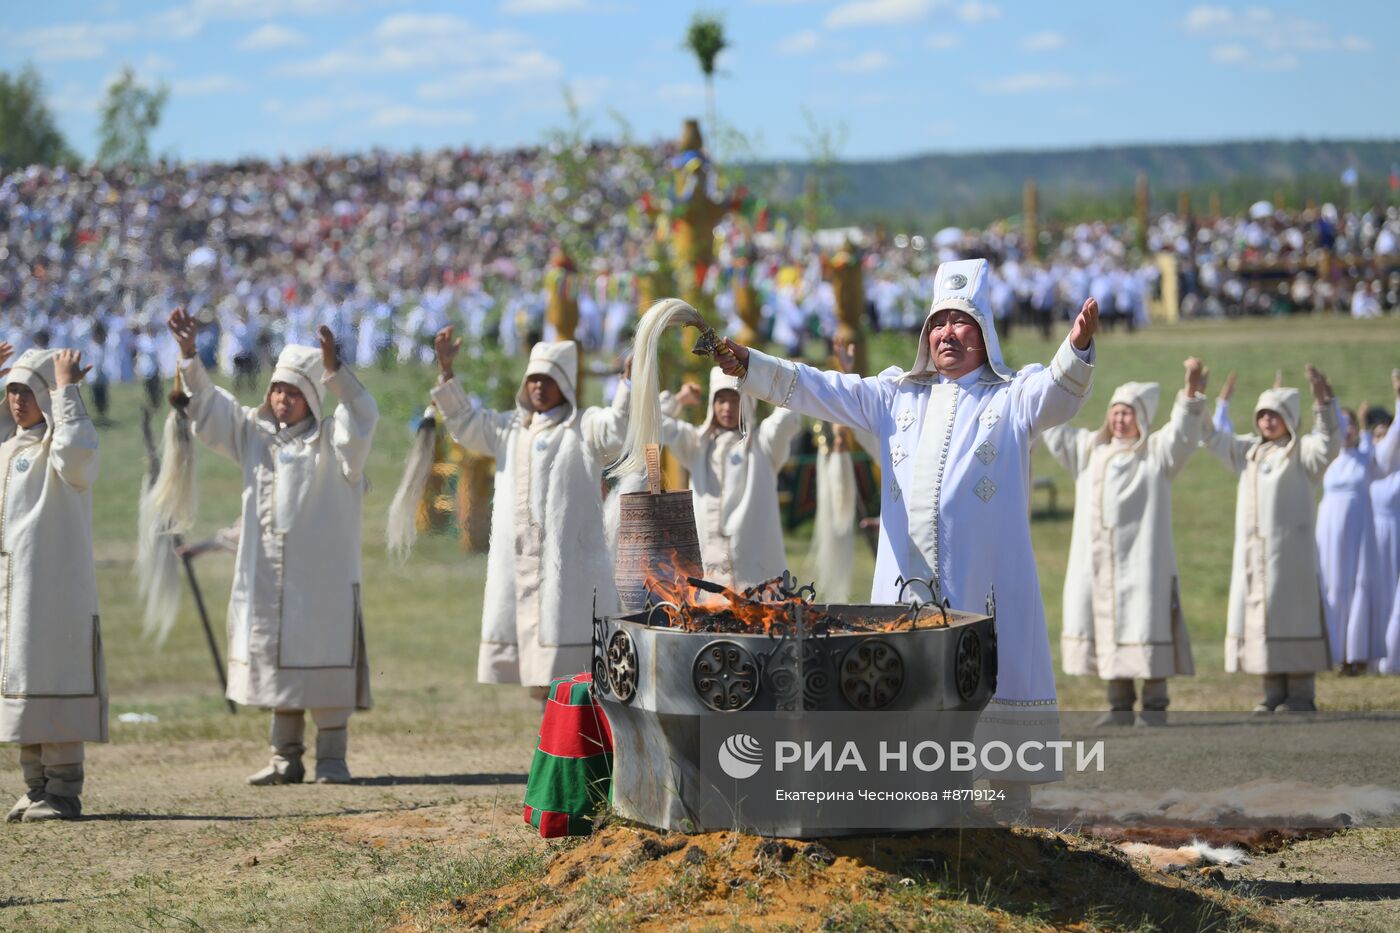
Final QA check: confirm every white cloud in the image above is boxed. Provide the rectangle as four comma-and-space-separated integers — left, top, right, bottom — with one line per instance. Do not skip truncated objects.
278, 12, 563, 94
824, 0, 941, 28
835, 51, 893, 73
264, 93, 391, 125
235, 24, 307, 51
925, 32, 959, 49
500, 0, 587, 11
1209, 43, 1249, 63
172, 74, 248, 95
1183, 5, 1372, 58
417, 50, 566, 99
14, 21, 139, 62
956, 1, 999, 23
777, 29, 822, 55
1021, 30, 1066, 52
979, 71, 1116, 94
370, 106, 476, 128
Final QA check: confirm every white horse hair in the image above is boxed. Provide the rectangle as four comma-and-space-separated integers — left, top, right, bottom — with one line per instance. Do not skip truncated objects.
609, 297, 705, 479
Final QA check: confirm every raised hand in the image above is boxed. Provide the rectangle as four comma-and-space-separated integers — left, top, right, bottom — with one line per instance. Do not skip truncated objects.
434, 326, 461, 382
317, 325, 340, 373
1069, 297, 1099, 351
53, 348, 93, 387
1184, 357, 1207, 397
716, 338, 750, 378
1218, 370, 1238, 403
675, 382, 704, 408
1304, 363, 1333, 403
833, 340, 857, 375
167, 307, 198, 359
0, 341, 13, 379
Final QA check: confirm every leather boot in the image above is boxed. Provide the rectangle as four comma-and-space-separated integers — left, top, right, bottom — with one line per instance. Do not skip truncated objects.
248, 711, 306, 785
1253, 674, 1287, 714
1094, 679, 1136, 727
312, 709, 352, 784
1279, 673, 1317, 712
7, 746, 46, 823
22, 795, 82, 822
1137, 678, 1169, 727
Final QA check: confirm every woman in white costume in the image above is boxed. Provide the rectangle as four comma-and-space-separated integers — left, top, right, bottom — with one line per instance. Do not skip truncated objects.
1, 346, 104, 822
428, 326, 627, 696
167, 308, 379, 785
660, 369, 802, 590
1201, 367, 1340, 712
1041, 359, 1208, 726
718, 258, 1099, 798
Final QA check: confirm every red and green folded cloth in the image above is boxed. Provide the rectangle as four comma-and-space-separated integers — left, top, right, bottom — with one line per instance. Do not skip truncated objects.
523, 672, 614, 838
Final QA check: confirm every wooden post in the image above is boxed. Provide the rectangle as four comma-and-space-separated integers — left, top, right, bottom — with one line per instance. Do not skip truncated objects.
1135, 172, 1149, 252
1023, 179, 1039, 260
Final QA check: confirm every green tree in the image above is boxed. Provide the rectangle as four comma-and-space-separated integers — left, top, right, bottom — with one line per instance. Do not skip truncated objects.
683, 11, 728, 136
0, 65, 76, 169
97, 66, 168, 167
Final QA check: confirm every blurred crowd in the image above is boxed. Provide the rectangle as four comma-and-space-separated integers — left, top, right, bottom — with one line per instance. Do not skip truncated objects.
3, 143, 1399, 394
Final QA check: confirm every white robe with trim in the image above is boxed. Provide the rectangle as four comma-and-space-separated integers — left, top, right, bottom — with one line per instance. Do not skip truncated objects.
431, 379, 626, 686
0, 388, 106, 744
659, 394, 802, 590
1201, 402, 1340, 674
182, 357, 378, 710
1042, 391, 1203, 680
741, 339, 1094, 726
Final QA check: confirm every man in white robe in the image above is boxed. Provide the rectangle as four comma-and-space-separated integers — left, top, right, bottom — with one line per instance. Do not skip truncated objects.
429, 327, 627, 696
718, 258, 1099, 791
1201, 370, 1340, 711
1, 347, 104, 822
167, 309, 379, 785
659, 368, 802, 590
1041, 361, 1207, 726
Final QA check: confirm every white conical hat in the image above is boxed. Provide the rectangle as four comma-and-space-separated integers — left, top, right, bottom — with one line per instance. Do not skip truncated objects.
908, 258, 1013, 382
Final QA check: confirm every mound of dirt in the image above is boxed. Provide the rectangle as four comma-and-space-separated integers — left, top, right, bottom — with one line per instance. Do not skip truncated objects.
430, 822, 1280, 931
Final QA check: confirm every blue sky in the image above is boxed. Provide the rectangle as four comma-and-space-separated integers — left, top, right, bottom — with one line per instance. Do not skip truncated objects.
5, 0, 1396, 163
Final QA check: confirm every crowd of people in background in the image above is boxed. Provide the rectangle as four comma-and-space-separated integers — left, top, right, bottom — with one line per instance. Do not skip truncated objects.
3, 143, 1400, 393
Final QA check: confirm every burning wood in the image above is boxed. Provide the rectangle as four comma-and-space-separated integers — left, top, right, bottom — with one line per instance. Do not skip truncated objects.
639, 560, 946, 636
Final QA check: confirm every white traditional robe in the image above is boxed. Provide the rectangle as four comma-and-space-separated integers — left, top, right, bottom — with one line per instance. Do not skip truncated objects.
0, 377, 105, 745
741, 337, 1094, 717
1315, 435, 1391, 663
659, 372, 802, 590
181, 356, 378, 710
1201, 391, 1340, 673
430, 371, 627, 686
1042, 388, 1204, 680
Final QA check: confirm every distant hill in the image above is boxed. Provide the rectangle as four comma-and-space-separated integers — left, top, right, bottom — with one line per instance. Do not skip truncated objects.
745, 139, 1400, 228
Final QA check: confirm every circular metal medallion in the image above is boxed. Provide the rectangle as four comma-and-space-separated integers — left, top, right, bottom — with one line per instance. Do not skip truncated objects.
954, 628, 982, 701
14, 458, 29, 473
605, 630, 638, 703
693, 640, 758, 712
840, 638, 904, 710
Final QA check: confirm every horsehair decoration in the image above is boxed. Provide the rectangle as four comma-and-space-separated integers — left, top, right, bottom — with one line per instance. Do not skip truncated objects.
137, 372, 198, 645
385, 406, 440, 562
609, 297, 707, 478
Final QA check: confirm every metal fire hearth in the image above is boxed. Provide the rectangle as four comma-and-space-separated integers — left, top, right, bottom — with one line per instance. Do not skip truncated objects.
592, 575, 999, 836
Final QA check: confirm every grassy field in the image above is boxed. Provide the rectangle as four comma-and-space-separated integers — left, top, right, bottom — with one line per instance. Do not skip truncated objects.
2, 314, 1398, 930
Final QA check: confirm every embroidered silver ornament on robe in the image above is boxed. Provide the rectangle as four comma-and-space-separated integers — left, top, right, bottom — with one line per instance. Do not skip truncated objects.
896, 409, 915, 431
975, 440, 997, 465
974, 476, 997, 502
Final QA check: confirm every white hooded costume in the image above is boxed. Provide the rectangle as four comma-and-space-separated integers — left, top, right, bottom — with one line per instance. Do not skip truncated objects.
740, 259, 1095, 772
659, 367, 802, 590
430, 341, 627, 686
0, 350, 105, 746
1201, 388, 1339, 674
179, 345, 379, 711
1042, 382, 1203, 680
